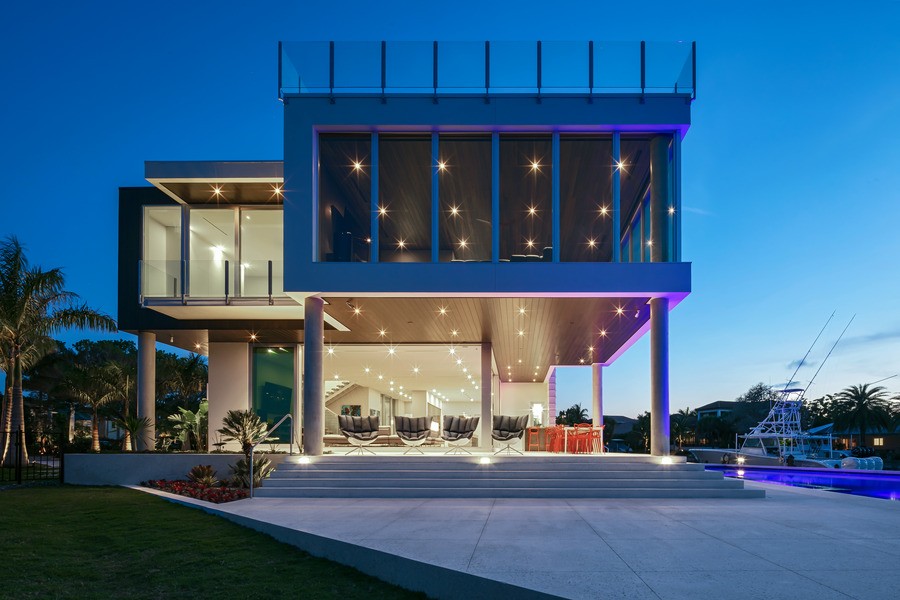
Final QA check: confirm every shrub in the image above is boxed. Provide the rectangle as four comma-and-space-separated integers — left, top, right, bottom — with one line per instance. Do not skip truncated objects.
187, 464, 219, 487
230, 454, 274, 489
143, 479, 248, 503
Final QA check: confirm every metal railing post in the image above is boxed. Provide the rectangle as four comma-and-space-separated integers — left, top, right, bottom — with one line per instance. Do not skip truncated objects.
267, 260, 273, 304
536, 40, 542, 102
588, 41, 594, 98
484, 41, 490, 102
224, 260, 230, 303
277, 41, 283, 100
640, 41, 646, 102
15, 428, 22, 485
432, 41, 438, 103
329, 41, 335, 103
380, 40, 386, 103
692, 41, 697, 100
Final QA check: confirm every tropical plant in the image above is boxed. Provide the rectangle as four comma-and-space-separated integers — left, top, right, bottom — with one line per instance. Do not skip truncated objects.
632, 411, 651, 452
230, 454, 274, 489
670, 407, 696, 449
167, 399, 208, 451
0, 237, 115, 465
187, 464, 219, 487
62, 363, 116, 452
218, 409, 267, 459
556, 403, 590, 426
832, 384, 894, 448
117, 416, 151, 452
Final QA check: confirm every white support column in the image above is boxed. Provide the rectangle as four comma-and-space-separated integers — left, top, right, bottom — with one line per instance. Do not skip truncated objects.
302, 297, 325, 456
591, 363, 603, 428
650, 297, 670, 456
136, 331, 156, 451
481, 343, 493, 449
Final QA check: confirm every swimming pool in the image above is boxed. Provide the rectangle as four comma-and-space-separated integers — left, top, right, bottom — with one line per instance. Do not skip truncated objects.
705, 465, 900, 501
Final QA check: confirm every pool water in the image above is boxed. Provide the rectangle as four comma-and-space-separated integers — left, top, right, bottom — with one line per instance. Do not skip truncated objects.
705, 465, 900, 501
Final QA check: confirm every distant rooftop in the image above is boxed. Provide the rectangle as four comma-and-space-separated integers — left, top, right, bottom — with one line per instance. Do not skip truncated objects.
278, 40, 695, 99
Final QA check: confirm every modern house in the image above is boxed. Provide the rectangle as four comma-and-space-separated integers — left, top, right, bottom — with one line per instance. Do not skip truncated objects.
118, 40, 696, 457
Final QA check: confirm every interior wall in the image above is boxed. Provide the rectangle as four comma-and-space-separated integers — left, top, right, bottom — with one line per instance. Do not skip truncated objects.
325, 385, 373, 417
207, 343, 250, 451
498, 382, 549, 424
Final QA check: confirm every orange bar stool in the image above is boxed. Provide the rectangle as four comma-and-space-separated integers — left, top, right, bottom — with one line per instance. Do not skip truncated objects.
526, 427, 541, 452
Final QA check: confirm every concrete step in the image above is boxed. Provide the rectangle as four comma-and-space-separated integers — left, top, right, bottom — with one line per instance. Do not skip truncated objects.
254, 486, 765, 499
276, 460, 702, 472
270, 469, 723, 480
262, 477, 745, 489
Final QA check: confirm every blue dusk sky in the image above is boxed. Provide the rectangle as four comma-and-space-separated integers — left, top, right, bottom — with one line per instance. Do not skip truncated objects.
2, 1, 899, 418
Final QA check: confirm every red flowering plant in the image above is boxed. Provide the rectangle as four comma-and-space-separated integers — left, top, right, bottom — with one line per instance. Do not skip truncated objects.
142, 464, 249, 503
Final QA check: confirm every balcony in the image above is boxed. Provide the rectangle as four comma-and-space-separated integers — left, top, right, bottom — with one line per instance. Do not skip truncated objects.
279, 40, 695, 99
139, 259, 286, 304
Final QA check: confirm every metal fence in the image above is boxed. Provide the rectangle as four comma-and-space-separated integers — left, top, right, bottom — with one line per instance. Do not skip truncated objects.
0, 429, 64, 485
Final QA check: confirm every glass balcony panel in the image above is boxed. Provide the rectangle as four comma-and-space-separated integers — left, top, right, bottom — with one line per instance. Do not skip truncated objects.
438, 134, 492, 262
645, 41, 693, 93
490, 41, 537, 92
385, 41, 433, 91
560, 135, 613, 262
333, 42, 381, 91
141, 260, 181, 298
280, 41, 331, 94
593, 42, 640, 92
240, 260, 284, 297
189, 260, 233, 298
240, 208, 284, 293
318, 134, 371, 262
541, 41, 589, 92
437, 41, 485, 92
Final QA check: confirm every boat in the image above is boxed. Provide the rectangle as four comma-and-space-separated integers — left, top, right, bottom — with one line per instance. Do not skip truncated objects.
691, 314, 883, 470
690, 388, 853, 468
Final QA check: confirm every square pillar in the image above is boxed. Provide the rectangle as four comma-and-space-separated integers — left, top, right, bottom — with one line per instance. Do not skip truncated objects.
481, 343, 493, 449
136, 331, 156, 451
650, 297, 670, 456
302, 296, 325, 455
591, 363, 603, 428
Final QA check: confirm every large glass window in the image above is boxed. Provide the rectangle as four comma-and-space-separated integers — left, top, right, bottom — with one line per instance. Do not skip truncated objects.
560, 135, 613, 262
379, 134, 432, 262
619, 135, 651, 257
252, 347, 295, 443
438, 135, 492, 262
318, 134, 371, 262
500, 135, 552, 261
189, 209, 235, 297
142, 206, 181, 297
240, 209, 283, 296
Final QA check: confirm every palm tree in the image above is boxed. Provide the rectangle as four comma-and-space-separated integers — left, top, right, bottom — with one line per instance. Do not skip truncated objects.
63, 362, 117, 452
670, 408, 696, 449
0, 237, 116, 465
832, 384, 893, 448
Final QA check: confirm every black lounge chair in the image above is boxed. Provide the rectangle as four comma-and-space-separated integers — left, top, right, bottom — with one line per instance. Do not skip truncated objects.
338, 415, 380, 455
492, 415, 530, 455
395, 416, 433, 455
441, 415, 480, 455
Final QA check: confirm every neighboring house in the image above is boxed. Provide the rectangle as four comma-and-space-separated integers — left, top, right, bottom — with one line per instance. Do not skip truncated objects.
696, 401, 740, 420
119, 40, 697, 456
605, 415, 637, 436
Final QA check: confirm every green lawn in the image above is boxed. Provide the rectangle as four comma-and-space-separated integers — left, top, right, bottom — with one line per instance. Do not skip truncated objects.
0, 486, 426, 600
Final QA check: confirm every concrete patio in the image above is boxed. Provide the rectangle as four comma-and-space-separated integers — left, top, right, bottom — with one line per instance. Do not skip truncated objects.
138, 480, 900, 599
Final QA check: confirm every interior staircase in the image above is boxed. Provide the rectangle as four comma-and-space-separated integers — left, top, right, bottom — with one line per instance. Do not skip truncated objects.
254, 455, 764, 499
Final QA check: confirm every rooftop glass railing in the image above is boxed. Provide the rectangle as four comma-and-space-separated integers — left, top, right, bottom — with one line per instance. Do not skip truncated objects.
278, 40, 695, 99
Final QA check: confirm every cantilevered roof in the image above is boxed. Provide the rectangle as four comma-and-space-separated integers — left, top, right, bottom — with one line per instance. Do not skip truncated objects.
146, 160, 284, 205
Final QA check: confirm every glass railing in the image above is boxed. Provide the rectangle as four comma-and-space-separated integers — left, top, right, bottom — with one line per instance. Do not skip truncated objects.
140, 260, 181, 298
240, 260, 284, 297
279, 40, 695, 98
139, 260, 285, 301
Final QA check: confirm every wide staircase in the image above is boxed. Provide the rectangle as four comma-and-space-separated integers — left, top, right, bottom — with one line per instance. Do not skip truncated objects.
255, 455, 764, 499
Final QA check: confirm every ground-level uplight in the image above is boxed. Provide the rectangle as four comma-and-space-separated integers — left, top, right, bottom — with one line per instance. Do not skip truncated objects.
298, 456, 311, 465
479, 457, 491, 465
660, 456, 673, 465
